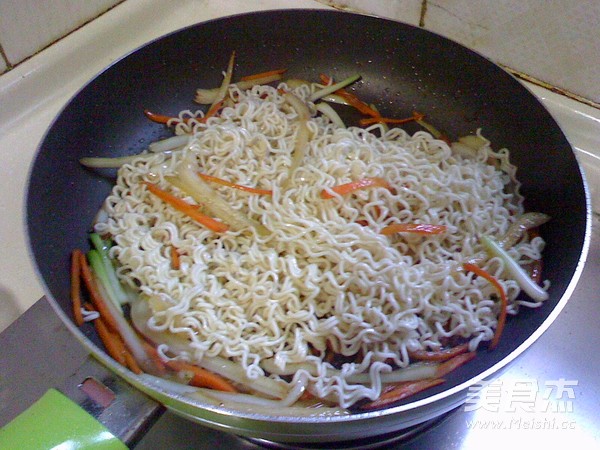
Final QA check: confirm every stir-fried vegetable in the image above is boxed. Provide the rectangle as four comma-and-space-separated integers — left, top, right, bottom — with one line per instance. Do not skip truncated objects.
498, 212, 550, 249
75, 250, 161, 374
197, 172, 272, 195
310, 74, 362, 103
71, 60, 552, 412
360, 379, 445, 410
408, 342, 470, 362
480, 235, 549, 302
90, 233, 132, 306
318, 74, 379, 117
70, 249, 84, 327
240, 68, 288, 82
359, 111, 424, 127
164, 359, 238, 392
144, 181, 229, 233
463, 262, 508, 349
174, 156, 269, 235
280, 92, 311, 190
321, 177, 391, 199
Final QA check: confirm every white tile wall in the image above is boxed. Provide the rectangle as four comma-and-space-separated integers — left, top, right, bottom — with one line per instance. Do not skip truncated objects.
1, 0, 598, 104
422, 0, 600, 105
317, 0, 423, 25
321, 0, 600, 106
0, 0, 122, 69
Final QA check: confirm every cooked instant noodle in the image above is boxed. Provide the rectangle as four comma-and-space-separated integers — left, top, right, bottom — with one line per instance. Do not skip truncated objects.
94, 81, 548, 409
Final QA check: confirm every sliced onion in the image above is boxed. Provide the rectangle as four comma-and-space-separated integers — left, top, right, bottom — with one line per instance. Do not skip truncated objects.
316, 102, 346, 128
498, 212, 551, 249
197, 373, 307, 408
175, 155, 269, 235
346, 363, 438, 384
148, 134, 190, 153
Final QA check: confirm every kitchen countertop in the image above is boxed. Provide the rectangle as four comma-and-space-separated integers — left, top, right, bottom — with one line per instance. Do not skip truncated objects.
1, 0, 599, 448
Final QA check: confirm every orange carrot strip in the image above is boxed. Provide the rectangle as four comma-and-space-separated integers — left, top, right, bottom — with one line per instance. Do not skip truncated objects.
79, 252, 120, 332
240, 68, 288, 81
198, 172, 273, 195
170, 246, 181, 270
409, 343, 470, 362
463, 263, 508, 350
71, 249, 85, 327
165, 359, 238, 392
381, 223, 447, 236
360, 378, 445, 410
359, 111, 425, 127
144, 109, 180, 125
144, 182, 229, 233
197, 99, 225, 123
320, 73, 380, 118
122, 348, 143, 375
94, 316, 127, 366
144, 101, 223, 126
321, 177, 391, 199
435, 351, 477, 377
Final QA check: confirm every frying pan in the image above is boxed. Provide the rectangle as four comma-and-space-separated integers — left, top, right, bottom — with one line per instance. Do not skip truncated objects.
26, 9, 589, 444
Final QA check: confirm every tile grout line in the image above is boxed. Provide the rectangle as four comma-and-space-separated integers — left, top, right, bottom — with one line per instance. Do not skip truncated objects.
0, 0, 126, 77
419, 0, 427, 27
503, 66, 600, 112
418, 0, 598, 112
0, 43, 12, 72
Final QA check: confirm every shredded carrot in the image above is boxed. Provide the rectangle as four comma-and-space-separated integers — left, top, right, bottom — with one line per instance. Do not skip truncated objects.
359, 111, 425, 127
463, 263, 508, 350
143, 109, 180, 125
198, 99, 225, 123
198, 172, 273, 195
170, 246, 180, 270
71, 249, 85, 327
144, 101, 224, 126
240, 68, 288, 81
79, 252, 120, 332
94, 316, 127, 366
319, 73, 380, 118
409, 342, 470, 362
381, 223, 447, 236
144, 182, 229, 233
122, 348, 143, 375
164, 359, 238, 392
321, 177, 391, 199
360, 378, 445, 410
435, 351, 477, 377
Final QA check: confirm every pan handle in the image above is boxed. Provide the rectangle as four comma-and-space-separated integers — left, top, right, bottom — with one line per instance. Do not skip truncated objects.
0, 297, 164, 447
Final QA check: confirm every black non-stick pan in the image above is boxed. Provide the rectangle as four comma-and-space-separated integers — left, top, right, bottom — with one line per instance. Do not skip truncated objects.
26, 9, 589, 443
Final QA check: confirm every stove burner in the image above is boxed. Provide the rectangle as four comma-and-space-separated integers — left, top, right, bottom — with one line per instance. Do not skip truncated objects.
241, 409, 455, 450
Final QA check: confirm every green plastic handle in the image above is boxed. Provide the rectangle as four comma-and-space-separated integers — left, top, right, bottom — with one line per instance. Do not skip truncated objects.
0, 388, 127, 449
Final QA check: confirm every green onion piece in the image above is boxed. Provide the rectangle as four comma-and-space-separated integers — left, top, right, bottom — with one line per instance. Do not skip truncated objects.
310, 74, 361, 102
90, 233, 132, 305
87, 249, 123, 311
480, 235, 549, 302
